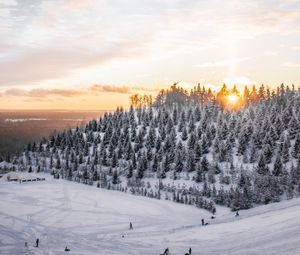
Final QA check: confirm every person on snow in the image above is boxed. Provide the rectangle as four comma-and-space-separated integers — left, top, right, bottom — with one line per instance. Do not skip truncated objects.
163, 247, 169, 255
235, 211, 239, 217
65, 246, 70, 252
130, 222, 133, 230
36, 238, 39, 247
189, 247, 192, 254
201, 219, 205, 225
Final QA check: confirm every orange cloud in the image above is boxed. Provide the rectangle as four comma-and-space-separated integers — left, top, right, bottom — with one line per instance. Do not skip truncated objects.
0, 84, 160, 99
90, 84, 158, 94
90, 85, 131, 94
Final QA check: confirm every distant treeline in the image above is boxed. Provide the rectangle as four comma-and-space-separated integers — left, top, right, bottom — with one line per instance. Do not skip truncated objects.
130, 82, 299, 110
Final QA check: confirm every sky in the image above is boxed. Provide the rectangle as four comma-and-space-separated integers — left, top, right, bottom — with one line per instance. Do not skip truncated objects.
0, 0, 300, 110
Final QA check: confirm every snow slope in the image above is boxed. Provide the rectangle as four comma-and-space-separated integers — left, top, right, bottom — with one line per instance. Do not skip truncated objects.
1, 175, 300, 255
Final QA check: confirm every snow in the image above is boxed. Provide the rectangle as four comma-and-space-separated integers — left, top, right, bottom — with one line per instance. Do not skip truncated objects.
1, 176, 300, 255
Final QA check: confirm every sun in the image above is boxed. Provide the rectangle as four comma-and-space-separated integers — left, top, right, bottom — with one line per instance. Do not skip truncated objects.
224, 93, 241, 110
227, 94, 239, 104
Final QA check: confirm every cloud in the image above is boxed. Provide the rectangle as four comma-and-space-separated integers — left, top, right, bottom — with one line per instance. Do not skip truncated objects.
0, 0, 299, 88
196, 57, 251, 68
264, 51, 279, 56
0, 0, 160, 86
204, 83, 222, 91
0, 38, 153, 86
222, 76, 255, 86
90, 84, 159, 94
281, 62, 300, 67
3, 88, 85, 98
0, 84, 159, 98
90, 85, 131, 94
30, 88, 85, 97
0, 0, 17, 6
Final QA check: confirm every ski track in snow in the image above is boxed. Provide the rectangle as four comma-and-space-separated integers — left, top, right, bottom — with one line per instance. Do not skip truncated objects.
1, 175, 300, 255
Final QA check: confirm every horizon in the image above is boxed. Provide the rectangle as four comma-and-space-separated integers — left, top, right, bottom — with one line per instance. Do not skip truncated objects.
1, 0, 300, 109
0, 108, 114, 112
0, 82, 299, 110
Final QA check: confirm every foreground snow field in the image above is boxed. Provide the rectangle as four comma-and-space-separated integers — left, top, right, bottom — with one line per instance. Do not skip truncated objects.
1, 175, 300, 255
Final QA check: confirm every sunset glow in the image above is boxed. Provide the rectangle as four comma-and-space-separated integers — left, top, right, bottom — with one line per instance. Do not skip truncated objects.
227, 94, 239, 104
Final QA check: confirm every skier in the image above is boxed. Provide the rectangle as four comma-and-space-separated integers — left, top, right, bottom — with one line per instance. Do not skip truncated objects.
201, 218, 204, 225
36, 238, 39, 247
235, 211, 239, 217
189, 247, 192, 254
163, 247, 169, 255
212, 207, 216, 215
130, 222, 133, 230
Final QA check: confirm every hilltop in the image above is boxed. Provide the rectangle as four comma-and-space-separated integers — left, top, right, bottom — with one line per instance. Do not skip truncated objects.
1, 84, 300, 213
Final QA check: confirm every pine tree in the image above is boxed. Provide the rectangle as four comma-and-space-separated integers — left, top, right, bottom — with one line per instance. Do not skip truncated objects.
201, 156, 209, 172
281, 138, 290, 163
111, 152, 118, 168
186, 152, 196, 172
56, 157, 61, 169
102, 149, 108, 166
151, 155, 158, 172
289, 115, 300, 139
218, 141, 228, 162
181, 127, 188, 141
175, 151, 184, 172
127, 164, 133, 179
137, 162, 144, 179
256, 154, 269, 175
263, 144, 273, 164
188, 115, 195, 133
201, 134, 209, 154
188, 132, 196, 150
273, 154, 283, 176
195, 163, 203, 183
112, 170, 119, 184
195, 142, 202, 161
292, 134, 300, 158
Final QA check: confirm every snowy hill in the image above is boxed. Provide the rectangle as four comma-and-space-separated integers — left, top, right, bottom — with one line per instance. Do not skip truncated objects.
1, 177, 300, 255
2, 86, 299, 214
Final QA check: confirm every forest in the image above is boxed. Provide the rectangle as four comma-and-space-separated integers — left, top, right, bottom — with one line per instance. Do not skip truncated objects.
1, 83, 300, 213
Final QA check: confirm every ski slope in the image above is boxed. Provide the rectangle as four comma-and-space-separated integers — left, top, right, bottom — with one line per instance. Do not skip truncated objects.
1, 175, 300, 255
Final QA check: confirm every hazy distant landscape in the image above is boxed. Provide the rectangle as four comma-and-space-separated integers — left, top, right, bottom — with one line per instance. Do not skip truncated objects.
0, 110, 106, 160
